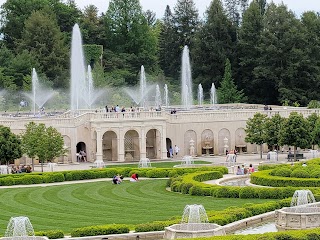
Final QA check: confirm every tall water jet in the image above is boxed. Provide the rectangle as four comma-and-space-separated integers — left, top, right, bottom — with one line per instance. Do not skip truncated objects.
70, 23, 86, 111
210, 83, 217, 106
87, 65, 94, 109
155, 84, 162, 108
164, 84, 169, 108
5, 216, 35, 238
24, 68, 56, 115
181, 46, 193, 109
140, 65, 147, 107
198, 84, 203, 106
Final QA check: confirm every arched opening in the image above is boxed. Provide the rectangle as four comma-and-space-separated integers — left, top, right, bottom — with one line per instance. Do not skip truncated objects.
184, 130, 197, 156
218, 129, 231, 155
166, 138, 172, 158
201, 129, 214, 155
146, 129, 161, 159
76, 142, 87, 162
124, 130, 140, 161
103, 131, 118, 161
235, 128, 247, 154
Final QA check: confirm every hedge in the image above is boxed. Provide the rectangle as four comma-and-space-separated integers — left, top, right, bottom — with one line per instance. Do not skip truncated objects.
70, 224, 130, 237
35, 230, 64, 239
0, 166, 228, 186
251, 170, 320, 187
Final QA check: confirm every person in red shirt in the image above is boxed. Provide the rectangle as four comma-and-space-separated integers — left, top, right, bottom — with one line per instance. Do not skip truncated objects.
130, 173, 139, 182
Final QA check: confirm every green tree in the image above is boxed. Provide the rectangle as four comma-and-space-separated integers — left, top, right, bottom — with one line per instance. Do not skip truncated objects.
193, 0, 236, 97
18, 9, 68, 88
21, 123, 65, 172
313, 118, 320, 149
237, 0, 264, 103
264, 113, 283, 150
279, 112, 311, 161
307, 113, 319, 149
217, 58, 246, 103
245, 112, 267, 159
0, 125, 22, 166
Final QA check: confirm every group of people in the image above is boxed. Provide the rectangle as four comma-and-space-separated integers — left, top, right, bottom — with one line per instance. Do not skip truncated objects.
236, 164, 254, 175
11, 165, 32, 174
168, 145, 180, 158
112, 173, 139, 184
77, 150, 87, 162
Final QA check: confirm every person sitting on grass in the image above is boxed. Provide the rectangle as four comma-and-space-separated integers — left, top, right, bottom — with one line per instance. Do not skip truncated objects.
130, 173, 139, 182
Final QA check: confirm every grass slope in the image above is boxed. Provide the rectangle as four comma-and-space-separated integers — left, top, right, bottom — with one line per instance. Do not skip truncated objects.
0, 180, 269, 234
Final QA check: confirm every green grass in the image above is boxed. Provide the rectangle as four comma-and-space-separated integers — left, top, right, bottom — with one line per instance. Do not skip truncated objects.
105, 160, 212, 168
0, 180, 271, 234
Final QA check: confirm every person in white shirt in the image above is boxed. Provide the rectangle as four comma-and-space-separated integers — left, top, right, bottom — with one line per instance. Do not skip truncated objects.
174, 145, 180, 157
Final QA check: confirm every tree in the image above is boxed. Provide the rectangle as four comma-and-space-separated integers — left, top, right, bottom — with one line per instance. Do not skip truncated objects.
0, 125, 22, 166
279, 112, 311, 161
307, 113, 320, 149
245, 112, 267, 159
217, 58, 246, 103
18, 9, 69, 88
20, 123, 65, 172
264, 113, 283, 150
193, 0, 236, 97
313, 118, 320, 149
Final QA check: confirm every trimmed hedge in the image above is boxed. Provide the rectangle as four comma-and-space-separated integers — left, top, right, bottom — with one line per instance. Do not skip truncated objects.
70, 224, 130, 237
0, 166, 228, 186
251, 170, 320, 187
35, 230, 64, 239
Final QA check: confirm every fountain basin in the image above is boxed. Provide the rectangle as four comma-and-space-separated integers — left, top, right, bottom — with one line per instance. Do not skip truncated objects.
164, 223, 225, 239
276, 205, 320, 230
1, 237, 48, 240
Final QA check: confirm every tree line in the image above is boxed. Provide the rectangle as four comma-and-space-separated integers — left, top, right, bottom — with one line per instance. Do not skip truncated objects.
245, 112, 320, 160
0, 0, 319, 106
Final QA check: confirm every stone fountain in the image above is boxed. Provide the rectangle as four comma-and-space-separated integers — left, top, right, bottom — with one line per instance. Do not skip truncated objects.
138, 158, 152, 168
4, 216, 47, 239
164, 204, 225, 239
181, 155, 194, 166
275, 190, 320, 230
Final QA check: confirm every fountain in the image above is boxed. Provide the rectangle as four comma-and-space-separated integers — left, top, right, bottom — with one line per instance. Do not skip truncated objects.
70, 24, 86, 111
84, 65, 104, 109
309, 149, 319, 159
197, 84, 203, 107
23, 68, 56, 115
155, 84, 162, 108
125, 65, 153, 107
181, 46, 193, 110
93, 159, 105, 168
181, 155, 194, 166
267, 151, 278, 161
164, 84, 169, 108
210, 83, 217, 106
275, 190, 320, 230
164, 205, 225, 239
5, 216, 35, 239
138, 158, 152, 168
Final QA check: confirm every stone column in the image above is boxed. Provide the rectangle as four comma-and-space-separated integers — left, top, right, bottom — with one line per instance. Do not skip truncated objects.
161, 126, 168, 159
118, 129, 125, 162
95, 128, 103, 161
140, 128, 146, 159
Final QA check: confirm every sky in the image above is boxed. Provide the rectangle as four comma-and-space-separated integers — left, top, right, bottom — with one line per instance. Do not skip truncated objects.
73, 0, 319, 18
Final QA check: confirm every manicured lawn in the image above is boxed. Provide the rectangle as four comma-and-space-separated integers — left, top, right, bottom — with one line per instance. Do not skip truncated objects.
0, 180, 270, 234
106, 160, 212, 168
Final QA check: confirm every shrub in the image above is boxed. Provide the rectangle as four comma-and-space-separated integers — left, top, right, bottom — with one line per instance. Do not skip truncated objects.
71, 224, 129, 237
310, 170, 320, 178
271, 168, 292, 177
290, 169, 310, 178
35, 230, 64, 239
239, 187, 259, 199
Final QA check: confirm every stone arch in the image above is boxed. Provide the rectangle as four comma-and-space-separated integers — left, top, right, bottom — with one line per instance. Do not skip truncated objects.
184, 130, 197, 156
218, 128, 231, 155
102, 131, 118, 161
146, 129, 161, 159
124, 130, 140, 161
201, 129, 214, 155
235, 128, 247, 153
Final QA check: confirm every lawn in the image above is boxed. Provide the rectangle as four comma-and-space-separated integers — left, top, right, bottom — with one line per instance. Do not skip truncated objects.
0, 180, 270, 234
105, 160, 212, 168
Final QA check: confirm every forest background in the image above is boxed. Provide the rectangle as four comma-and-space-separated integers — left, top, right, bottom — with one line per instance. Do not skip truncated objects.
0, 0, 319, 108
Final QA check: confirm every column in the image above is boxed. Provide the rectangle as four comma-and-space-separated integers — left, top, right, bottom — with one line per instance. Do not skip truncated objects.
118, 129, 125, 162
140, 128, 146, 159
161, 126, 167, 159
95, 128, 103, 161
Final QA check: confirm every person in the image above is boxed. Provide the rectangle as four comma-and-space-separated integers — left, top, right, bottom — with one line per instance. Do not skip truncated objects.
302, 163, 307, 167
25, 165, 32, 173
236, 166, 242, 175
105, 105, 109, 112
169, 146, 173, 158
174, 145, 180, 157
130, 173, 139, 182
249, 164, 255, 174
112, 175, 119, 184
80, 150, 87, 162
